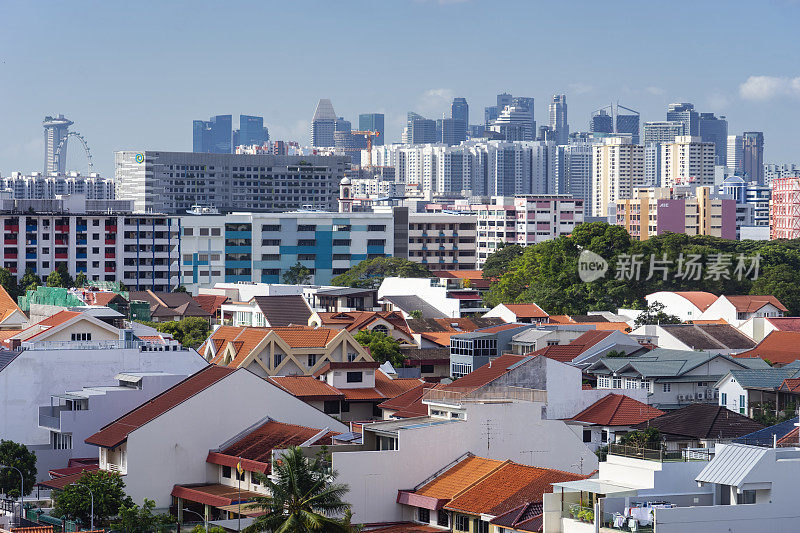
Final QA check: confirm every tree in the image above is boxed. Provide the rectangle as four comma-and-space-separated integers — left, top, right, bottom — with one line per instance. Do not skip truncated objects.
330, 257, 431, 289
52, 470, 133, 526
113, 498, 176, 533
46, 270, 66, 288
633, 302, 682, 327
409, 310, 423, 320
0, 268, 19, 300
482, 244, 524, 281
619, 428, 662, 448
74, 272, 88, 288
283, 262, 312, 285
140, 317, 210, 348
0, 440, 37, 497
172, 285, 188, 293
354, 330, 404, 367
245, 447, 351, 533
20, 268, 40, 291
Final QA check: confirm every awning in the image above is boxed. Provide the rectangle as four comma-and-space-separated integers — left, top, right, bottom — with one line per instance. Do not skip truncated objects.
216, 503, 265, 517
397, 490, 447, 510
172, 484, 263, 508
552, 479, 641, 496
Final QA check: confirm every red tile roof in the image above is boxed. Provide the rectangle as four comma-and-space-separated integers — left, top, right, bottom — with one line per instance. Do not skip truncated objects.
0, 285, 23, 323
315, 311, 412, 338
171, 484, 263, 508
268, 376, 344, 400
777, 427, 800, 445
36, 469, 110, 490
526, 331, 616, 363
194, 294, 229, 315
48, 464, 99, 478
502, 303, 549, 319
442, 354, 527, 393
23, 310, 83, 341
569, 394, 664, 426
725, 295, 788, 313
85, 366, 235, 448
378, 384, 431, 417
766, 317, 800, 332
673, 291, 718, 312
734, 331, 800, 366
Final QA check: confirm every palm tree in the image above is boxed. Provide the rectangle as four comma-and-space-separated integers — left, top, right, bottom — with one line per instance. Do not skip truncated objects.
244, 446, 352, 533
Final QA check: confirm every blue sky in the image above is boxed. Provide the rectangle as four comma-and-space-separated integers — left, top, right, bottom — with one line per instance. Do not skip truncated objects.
1, 0, 799, 176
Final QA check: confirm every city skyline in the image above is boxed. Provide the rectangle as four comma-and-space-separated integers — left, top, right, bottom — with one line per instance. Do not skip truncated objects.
1, 0, 799, 176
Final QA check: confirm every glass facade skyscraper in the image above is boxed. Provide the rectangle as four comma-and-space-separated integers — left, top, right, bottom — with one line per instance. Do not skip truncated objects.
666, 103, 699, 136
358, 113, 385, 145
233, 115, 269, 148
698, 112, 728, 166
193, 114, 232, 153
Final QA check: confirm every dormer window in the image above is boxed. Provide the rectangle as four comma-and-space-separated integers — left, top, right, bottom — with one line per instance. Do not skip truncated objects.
346, 371, 363, 383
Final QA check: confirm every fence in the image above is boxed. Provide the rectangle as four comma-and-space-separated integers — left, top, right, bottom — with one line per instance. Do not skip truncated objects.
421, 386, 547, 405
607, 444, 713, 462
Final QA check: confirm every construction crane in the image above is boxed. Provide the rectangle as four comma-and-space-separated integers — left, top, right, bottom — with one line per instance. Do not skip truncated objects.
350, 130, 380, 167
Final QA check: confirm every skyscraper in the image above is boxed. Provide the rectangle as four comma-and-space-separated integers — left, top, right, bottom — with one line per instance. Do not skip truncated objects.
592, 137, 645, 217
549, 94, 569, 145
743, 132, 765, 184
698, 113, 728, 166
484, 92, 513, 125
311, 99, 337, 147
727, 135, 744, 175
43, 114, 73, 174
403, 112, 437, 144
615, 106, 640, 144
643, 121, 685, 145
193, 115, 232, 153
666, 103, 699, 136
358, 114, 385, 145
512, 97, 536, 137
490, 105, 535, 141
438, 118, 466, 146
451, 97, 469, 125
590, 109, 613, 134
233, 115, 269, 148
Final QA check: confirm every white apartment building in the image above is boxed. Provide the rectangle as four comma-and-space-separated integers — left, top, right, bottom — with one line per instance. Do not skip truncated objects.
1, 172, 115, 200
661, 135, 716, 188
592, 137, 645, 217
179, 211, 396, 291
407, 213, 477, 271
0, 195, 179, 291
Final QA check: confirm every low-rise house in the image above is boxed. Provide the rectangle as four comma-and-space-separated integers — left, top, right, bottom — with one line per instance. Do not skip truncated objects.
547, 314, 631, 332
631, 403, 764, 449
407, 317, 506, 348
396, 455, 586, 533
733, 330, 800, 367
700, 294, 788, 326
523, 330, 646, 368
199, 325, 372, 377
566, 393, 664, 451
377, 383, 433, 419
737, 316, 800, 343
304, 286, 381, 313
308, 310, 415, 347
0, 285, 26, 329
631, 323, 756, 355
379, 277, 483, 318
645, 291, 718, 321
129, 290, 213, 323
400, 347, 451, 379
449, 324, 535, 378
509, 327, 588, 355
193, 294, 229, 324
587, 348, 770, 409
483, 303, 549, 324
220, 294, 312, 327
85, 366, 348, 510
715, 362, 800, 416
268, 362, 422, 421
734, 416, 799, 446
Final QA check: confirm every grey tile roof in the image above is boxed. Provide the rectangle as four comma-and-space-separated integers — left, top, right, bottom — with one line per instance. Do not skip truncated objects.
252, 295, 312, 327
659, 324, 756, 350
727, 367, 800, 389
0, 349, 19, 372
588, 348, 767, 378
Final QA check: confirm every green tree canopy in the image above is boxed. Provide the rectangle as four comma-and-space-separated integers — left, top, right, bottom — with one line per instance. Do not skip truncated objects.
244, 446, 351, 533
0, 440, 37, 497
633, 302, 682, 326
172, 285, 188, 293
139, 317, 210, 348
331, 257, 431, 289
113, 498, 176, 533
619, 428, 662, 448
354, 330, 404, 366
74, 272, 88, 288
482, 244, 524, 281
20, 268, 41, 291
0, 268, 19, 300
283, 262, 312, 285
52, 470, 133, 526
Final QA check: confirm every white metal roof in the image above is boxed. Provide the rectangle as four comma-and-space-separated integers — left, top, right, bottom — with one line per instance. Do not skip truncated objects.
552, 479, 641, 496
695, 444, 768, 487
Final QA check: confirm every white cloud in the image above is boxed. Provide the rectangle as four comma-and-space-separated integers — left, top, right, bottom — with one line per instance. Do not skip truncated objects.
568, 82, 593, 95
706, 92, 732, 111
415, 88, 455, 116
645, 86, 666, 96
739, 75, 800, 101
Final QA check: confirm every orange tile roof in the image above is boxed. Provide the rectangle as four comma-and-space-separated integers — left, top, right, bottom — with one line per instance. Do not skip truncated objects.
725, 295, 788, 313
271, 326, 339, 348
502, 303, 549, 319
419, 332, 455, 346
526, 344, 584, 363
374, 371, 424, 398
734, 331, 800, 366
673, 291, 718, 312
194, 294, 229, 315
690, 319, 729, 325
442, 354, 527, 393
415, 456, 504, 500
445, 462, 587, 516
780, 378, 800, 393
591, 322, 631, 332
547, 315, 574, 324
315, 311, 412, 338
569, 393, 664, 426
378, 384, 431, 417
22, 310, 83, 341
766, 317, 800, 332
0, 285, 22, 323
268, 376, 344, 400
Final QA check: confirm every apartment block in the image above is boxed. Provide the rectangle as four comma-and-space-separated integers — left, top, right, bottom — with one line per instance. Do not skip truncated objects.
770, 177, 800, 239
616, 186, 736, 240
179, 211, 396, 291
115, 151, 347, 214
1, 172, 115, 200
592, 137, 645, 217
660, 135, 716, 188
407, 213, 478, 271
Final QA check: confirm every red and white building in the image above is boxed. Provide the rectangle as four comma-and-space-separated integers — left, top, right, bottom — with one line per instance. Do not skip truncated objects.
770, 177, 800, 239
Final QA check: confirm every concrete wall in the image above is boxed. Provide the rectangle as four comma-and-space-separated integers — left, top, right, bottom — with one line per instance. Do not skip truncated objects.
644, 292, 705, 321
123, 369, 348, 508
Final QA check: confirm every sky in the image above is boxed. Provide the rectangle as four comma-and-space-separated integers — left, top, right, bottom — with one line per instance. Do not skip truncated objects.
1, 0, 799, 177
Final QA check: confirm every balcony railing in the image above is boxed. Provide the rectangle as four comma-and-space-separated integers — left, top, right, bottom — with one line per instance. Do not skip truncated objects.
607, 443, 713, 462
24, 339, 144, 351
422, 385, 547, 406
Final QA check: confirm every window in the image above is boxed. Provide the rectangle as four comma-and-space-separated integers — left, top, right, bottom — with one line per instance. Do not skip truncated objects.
437, 511, 449, 527
262, 224, 281, 232
454, 514, 469, 532
346, 371, 363, 383
601, 430, 608, 443
347, 352, 358, 362
546, 340, 559, 346
740, 394, 746, 414
333, 224, 351, 232
612, 377, 622, 389
721, 392, 727, 405
52, 432, 72, 450
70, 333, 92, 341
297, 239, 316, 246
262, 239, 281, 246
323, 401, 340, 414
368, 225, 386, 231
583, 429, 592, 443
421, 364, 434, 374
222, 466, 231, 478
662, 383, 671, 393
372, 324, 389, 335
251, 474, 260, 486
307, 354, 317, 367
417, 508, 430, 524
737, 490, 756, 504
274, 353, 283, 367
597, 376, 610, 388
236, 469, 245, 481
367, 239, 385, 246
183, 227, 193, 236
297, 224, 316, 232
475, 519, 489, 533
333, 239, 351, 246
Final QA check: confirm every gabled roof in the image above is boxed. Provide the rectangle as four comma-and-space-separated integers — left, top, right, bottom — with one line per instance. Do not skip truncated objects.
734, 330, 800, 366
252, 295, 312, 327
271, 370, 421, 404
632, 403, 764, 440
724, 295, 789, 313
85, 366, 236, 448
569, 394, 664, 426
0, 285, 23, 324
527, 331, 618, 363
658, 324, 756, 350
207, 420, 338, 474
380, 295, 447, 319
672, 291, 718, 312
414, 456, 504, 500
780, 378, 800, 392
378, 384, 440, 418
443, 354, 528, 393
267, 376, 344, 401
406, 317, 505, 334
695, 443, 769, 487
194, 294, 229, 315
725, 366, 800, 390
129, 290, 212, 319
588, 348, 768, 378
501, 303, 549, 319
314, 311, 412, 337
490, 501, 544, 533
765, 317, 800, 332
734, 416, 798, 446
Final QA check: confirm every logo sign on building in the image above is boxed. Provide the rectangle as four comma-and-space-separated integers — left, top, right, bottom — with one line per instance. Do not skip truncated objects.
578, 249, 608, 282
135, 153, 144, 164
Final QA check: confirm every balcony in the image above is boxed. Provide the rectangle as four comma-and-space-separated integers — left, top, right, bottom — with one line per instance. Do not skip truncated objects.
38, 405, 69, 430
4, 238, 17, 245
105, 266, 116, 272
607, 443, 713, 462
105, 239, 116, 245
422, 385, 546, 407
105, 252, 115, 258
55, 225, 69, 233
4, 225, 19, 233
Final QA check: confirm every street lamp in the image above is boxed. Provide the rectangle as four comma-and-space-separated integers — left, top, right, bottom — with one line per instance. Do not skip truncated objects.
70, 483, 94, 531
182, 507, 208, 533
0, 464, 24, 525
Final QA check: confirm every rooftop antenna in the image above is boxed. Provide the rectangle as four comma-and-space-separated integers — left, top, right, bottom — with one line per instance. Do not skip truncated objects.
482, 420, 495, 454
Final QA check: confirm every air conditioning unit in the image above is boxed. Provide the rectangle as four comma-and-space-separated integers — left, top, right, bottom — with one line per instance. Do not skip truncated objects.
705, 389, 713, 399
696, 393, 703, 400
714, 390, 719, 399
677, 394, 684, 401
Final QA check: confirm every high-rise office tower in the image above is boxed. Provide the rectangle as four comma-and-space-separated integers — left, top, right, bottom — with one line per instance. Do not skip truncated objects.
538, 125, 556, 142
43, 114, 74, 174
549, 94, 569, 146
335, 117, 352, 132
660, 136, 715, 188
334, 118, 366, 166
643, 121, 685, 145
615, 106, 640, 144
451, 97, 469, 125
311, 99, 337, 147
727, 135, 744, 175
666, 103, 699, 136
403, 112, 437, 144
590, 109, 613, 134
193, 115, 232, 154
233, 115, 269, 148
698, 113, 728, 166
484, 92, 513, 125
438, 118, 466, 146
591, 137, 645, 217
490, 105, 535, 141
512, 97, 536, 137
358, 114, 385, 145
743, 132, 764, 184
